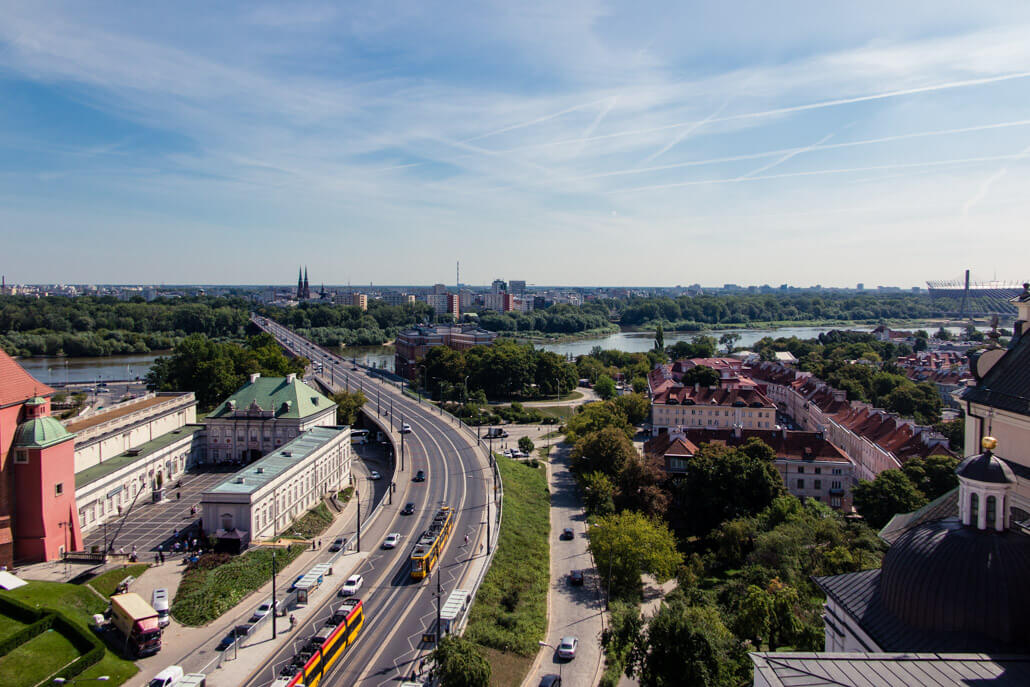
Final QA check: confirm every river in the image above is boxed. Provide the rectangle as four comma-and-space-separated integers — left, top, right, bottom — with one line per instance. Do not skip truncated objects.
16, 324, 978, 383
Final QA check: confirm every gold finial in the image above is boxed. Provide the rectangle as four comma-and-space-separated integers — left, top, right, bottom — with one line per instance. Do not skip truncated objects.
982, 436, 998, 451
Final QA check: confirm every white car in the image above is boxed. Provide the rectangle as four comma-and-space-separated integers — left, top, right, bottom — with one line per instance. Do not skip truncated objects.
339, 574, 363, 596
369, 470, 382, 480
250, 599, 274, 621
557, 636, 578, 659
382, 533, 401, 549
401, 423, 412, 433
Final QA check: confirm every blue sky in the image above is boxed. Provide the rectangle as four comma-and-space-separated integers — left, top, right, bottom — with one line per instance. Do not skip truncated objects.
2, 1, 1030, 287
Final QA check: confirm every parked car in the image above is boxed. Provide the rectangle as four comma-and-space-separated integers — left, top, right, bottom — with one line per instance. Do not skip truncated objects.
369, 470, 382, 480
568, 570, 584, 586
149, 666, 184, 687
216, 625, 253, 651
339, 574, 363, 597
401, 423, 412, 433
538, 676, 562, 687
383, 533, 401, 549
484, 427, 508, 438
152, 588, 170, 628
561, 527, 574, 540
414, 470, 426, 482
557, 636, 578, 659
401, 502, 415, 515
249, 599, 274, 622
329, 537, 345, 552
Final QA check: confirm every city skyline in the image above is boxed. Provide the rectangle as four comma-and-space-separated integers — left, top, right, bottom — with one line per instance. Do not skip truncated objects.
2, 2, 1030, 286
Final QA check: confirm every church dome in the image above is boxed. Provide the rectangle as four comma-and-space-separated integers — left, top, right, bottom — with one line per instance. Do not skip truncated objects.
880, 519, 1030, 650
13, 416, 74, 449
956, 437, 1014, 484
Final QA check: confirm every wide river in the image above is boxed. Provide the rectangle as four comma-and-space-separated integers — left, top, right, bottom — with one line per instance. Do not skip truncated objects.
17, 324, 975, 384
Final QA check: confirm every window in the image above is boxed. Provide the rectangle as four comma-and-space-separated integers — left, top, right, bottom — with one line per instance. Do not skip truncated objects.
814, 467, 822, 474
14, 450, 28, 464
797, 466, 804, 473
831, 480, 842, 490
970, 493, 979, 524
814, 480, 821, 490
986, 495, 997, 529
55, 483, 64, 496
796, 479, 804, 489
832, 468, 842, 476
830, 496, 842, 508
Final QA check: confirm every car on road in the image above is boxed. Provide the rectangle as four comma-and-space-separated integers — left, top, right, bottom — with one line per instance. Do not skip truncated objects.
401, 423, 412, 433
216, 624, 253, 651
414, 469, 426, 482
401, 502, 415, 515
560, 527, 574, 540
250, 599, 274, 622
369, 470, 382, 480
568, 570, 584, 586
538, 676, 561, 687
382, 533, 401, 549
557, 636, 578, 659
339, 574, 363, 596
329, 537, 345, 552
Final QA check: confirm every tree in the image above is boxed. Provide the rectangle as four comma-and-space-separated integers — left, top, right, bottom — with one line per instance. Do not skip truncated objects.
719, 332, 741, 354
565, 401, 633, 443
631, 376, 648, 393
666, 335, 717, 360
615, 392, 651, 425
654, 323, 665, 351
518, 436, 535, 454
681, 365, 720, 388
595, 374, 618, 400
589, 511, 682, 600
429, 635, 490, 687
616, 456, 669, 518
332, 390, 367, 425
571, 427, 638, 478
734, 585, 773, 645
581, 471, 616, 517
933, 416, 965, 451
934, 326, 952, 341
633, 595, 744, 687
902, 454, 959, 500
852, 469, 927, 530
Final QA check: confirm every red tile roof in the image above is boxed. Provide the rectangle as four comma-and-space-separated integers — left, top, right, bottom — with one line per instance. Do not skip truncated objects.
645, 427, 852, 464
0, 350, 53, 409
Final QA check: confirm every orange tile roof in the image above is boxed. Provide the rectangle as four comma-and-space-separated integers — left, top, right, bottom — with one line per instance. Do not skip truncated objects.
0, 350, 53, 408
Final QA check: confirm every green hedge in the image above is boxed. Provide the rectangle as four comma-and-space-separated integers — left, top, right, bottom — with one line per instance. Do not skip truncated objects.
0, 595, 103, 679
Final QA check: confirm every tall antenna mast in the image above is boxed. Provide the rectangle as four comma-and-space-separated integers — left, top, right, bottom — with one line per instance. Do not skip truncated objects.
456, 261, 460, 288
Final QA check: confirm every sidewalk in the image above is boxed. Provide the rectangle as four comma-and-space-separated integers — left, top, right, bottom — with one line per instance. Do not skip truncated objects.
522, 443, 605, 687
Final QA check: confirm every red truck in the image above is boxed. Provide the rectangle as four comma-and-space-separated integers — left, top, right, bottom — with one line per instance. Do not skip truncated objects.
110, 593, 162, 657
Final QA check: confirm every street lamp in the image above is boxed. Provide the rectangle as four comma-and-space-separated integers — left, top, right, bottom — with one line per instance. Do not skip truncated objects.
54, 678, 110, 684
538, 641, 562, 681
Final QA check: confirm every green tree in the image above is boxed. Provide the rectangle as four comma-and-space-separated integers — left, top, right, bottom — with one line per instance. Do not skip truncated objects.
734, 585, 773, 645
518, 436, 535, 454
430, 635, 490, 687
902, 454, 959, 500
602, 600, 644, 683
565, 401, 633, 443
332, 390, 367, 425
615, 392, 651, 425
631, 376, 648, 393
654, 323, 665, 351
681, 365, 720, 387
571, 427, 638, 478
852, 469, 927, 530
589, 511, 682, 600
595, 374, 618, 400
719, 332, 741, 354
633, 595, 744, 687
933, 416, 965, 451
581, 471, 616, 517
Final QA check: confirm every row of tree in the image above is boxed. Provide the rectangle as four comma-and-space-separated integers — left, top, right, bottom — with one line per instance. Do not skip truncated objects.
419, 339, 579, 400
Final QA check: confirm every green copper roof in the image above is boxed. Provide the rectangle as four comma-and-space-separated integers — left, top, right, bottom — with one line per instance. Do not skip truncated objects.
26, 396, 47, 406
208, 375, 333, 420
14, 416, 75, 449
76, 424, 204, 489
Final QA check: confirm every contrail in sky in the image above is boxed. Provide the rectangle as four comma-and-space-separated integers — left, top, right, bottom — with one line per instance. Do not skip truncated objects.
463, 98, 614, 143
640, 101, 728, 165
737, 132, 835, 179
961, 142, 1030, 216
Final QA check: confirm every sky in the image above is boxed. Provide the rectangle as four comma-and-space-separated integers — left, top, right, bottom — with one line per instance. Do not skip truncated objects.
2, 2, 1030, 288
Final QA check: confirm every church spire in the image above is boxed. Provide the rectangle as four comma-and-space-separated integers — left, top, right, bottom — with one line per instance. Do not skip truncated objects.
297, 266, 304, 300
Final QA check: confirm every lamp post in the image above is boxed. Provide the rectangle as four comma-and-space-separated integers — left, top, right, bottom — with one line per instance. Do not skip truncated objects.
53, 678, 110, 684
538, 641, 562, 682
356, 490, 361, 552
271, 549, 278, 638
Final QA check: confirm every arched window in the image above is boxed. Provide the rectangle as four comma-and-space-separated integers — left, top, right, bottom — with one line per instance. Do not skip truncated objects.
986, 495, 997, 529
970, 493, 979, 525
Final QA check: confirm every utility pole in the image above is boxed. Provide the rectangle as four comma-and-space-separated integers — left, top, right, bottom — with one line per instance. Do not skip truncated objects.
356, 491, 361, 551
401, 418, 406, 471
436, 565, 442, 645
271, 550, 277, 638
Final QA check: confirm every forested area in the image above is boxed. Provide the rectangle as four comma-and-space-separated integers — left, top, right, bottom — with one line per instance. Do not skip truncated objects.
613, 292, 942, 328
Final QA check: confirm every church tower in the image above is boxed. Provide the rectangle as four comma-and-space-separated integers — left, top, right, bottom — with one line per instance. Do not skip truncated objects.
303, 267, 310, 299
297, 267, 304, 300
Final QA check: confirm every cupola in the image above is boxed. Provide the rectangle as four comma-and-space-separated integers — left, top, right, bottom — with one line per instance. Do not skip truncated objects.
956, 436, 1014, 531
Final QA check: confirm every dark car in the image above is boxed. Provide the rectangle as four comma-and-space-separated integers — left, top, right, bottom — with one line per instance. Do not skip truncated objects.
568, 570, 584, 586
401, 502, 415, 515
216, 624, 253, 651
539, 675, 561, 687
329, 537, 344, 552
413, 470, 426, 482
561, 527, 574, 540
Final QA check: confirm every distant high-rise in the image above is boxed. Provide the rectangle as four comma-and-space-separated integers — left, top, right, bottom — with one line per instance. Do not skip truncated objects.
433, 283, 448, 295
509, 280, 526, 295
491, 279, 507, 293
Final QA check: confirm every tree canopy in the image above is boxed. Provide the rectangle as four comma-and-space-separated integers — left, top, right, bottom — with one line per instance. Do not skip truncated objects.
589, 510, 682, 600
852, 469, 927, 530
429, 635, 491, 687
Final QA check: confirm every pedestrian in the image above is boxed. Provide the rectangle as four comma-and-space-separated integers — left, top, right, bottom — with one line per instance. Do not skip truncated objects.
173, 528, 178, 538
464, 533, 469, 546
311, 540, 316, 551
177, 491, 181, 500
419, 658, 425, 675
155, 553, 160, 565
318, 539, 322, 549
131, 544, 137, 555
192, 538, 197, 551
159, 551, 165, 564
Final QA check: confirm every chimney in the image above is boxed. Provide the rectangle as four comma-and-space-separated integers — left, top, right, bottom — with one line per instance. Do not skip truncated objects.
286, 373, 296, 384
249, 372, 260, 383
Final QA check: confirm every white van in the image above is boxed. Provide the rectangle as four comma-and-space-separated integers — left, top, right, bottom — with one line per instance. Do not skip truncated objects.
149, 666, 183, 687
351, 429, 369, 445
152, 588, 170, 628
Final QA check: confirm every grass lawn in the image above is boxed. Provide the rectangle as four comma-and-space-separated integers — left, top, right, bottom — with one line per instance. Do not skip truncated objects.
0, 614, 27, 643
172, 545, 305, 626
87, 563, 150, 598
466, 455, 549, 684
2, 581, 138, 686
338, 486, 354, 503
477, 645, 535, 687
532, 405, 575, 420
282, 502, 334, 540
0, 628, 80, 687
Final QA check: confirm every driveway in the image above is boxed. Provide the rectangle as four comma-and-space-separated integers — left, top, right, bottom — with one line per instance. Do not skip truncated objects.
524, 443, 605, 687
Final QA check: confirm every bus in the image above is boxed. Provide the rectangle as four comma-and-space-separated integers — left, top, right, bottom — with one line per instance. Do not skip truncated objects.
272, 599, 364, 687
350, 429, 369, 445
410, 506, 453, 580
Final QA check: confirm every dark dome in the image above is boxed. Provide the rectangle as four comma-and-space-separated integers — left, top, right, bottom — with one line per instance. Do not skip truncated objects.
956, 450, 1014, 484
880, 519, 1030, 649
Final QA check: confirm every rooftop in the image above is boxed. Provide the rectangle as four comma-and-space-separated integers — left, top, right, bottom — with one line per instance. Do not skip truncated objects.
750, 652, 1030, 687
75, 424, 204, 489
204, 426, 347, 496
207, 375, 333, 421
0, 350, 53, 408
64, 394, 186, 433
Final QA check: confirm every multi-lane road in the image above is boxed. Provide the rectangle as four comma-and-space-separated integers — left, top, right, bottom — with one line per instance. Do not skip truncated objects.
249, 316, 496, 687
